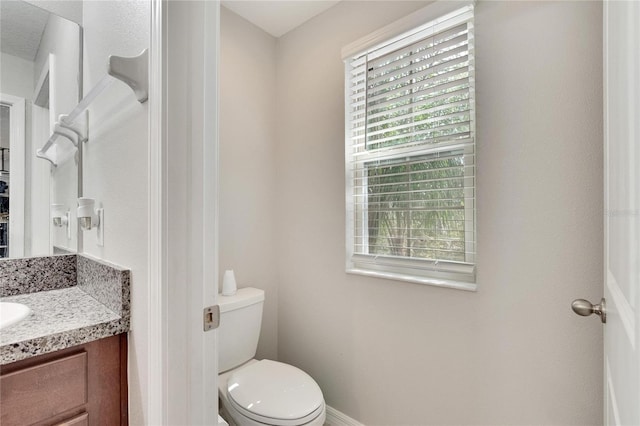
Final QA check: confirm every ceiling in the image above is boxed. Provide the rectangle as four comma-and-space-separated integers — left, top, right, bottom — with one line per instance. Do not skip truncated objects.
0, 1, 82, 61
23, 0, 83, 25
0, 0, 49, 61
221, 0, 341, 38
1, 0, 333, 59
1, 0, 337, 59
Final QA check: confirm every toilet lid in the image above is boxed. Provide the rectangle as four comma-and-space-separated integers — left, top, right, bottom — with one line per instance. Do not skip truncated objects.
227, 360, 324, 425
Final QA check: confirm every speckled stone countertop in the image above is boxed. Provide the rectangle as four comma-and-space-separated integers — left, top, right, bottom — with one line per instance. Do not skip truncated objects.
0, 254, 130, 365
0, 287, 127, 364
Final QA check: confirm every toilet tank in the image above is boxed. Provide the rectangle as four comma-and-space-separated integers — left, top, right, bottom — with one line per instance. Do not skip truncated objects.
218, 287, 265, 373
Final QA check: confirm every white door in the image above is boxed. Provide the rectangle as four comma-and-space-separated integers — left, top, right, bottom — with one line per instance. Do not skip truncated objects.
603, 1, 640, 424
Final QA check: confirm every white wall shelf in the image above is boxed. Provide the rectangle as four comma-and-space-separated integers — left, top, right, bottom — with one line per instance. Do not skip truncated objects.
36, 49, 149, 167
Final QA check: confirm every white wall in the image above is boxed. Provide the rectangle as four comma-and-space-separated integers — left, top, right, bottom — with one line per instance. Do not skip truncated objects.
34, 12, 81, 254
0, 54, 34, 227
0, 53, 52, 259
81, 1, 149, 423
274, 1, 603, 425
0, 53, 34, 237
0, 51, 43, 260
1, 11, 81, 258
0, 53, 34, 100
29, 104, 51, 256
34, 13, 80, 104
220, 6, 279, 361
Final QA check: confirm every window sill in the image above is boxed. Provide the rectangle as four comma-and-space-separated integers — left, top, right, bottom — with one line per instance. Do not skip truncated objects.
346, 268, 477, 292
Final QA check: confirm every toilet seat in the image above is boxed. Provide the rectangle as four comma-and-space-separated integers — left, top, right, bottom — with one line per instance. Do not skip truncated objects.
228, 397, 324, 426
226, 360, 324, 426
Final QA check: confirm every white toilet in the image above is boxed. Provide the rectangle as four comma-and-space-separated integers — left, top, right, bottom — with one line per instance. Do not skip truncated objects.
218, 287, 326, 426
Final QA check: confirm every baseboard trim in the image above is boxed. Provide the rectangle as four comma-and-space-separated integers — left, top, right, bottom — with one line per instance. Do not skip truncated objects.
325, 405, 364, 426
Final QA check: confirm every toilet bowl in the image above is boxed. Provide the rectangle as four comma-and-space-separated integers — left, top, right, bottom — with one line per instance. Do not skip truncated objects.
217, 288, 326, 426
219, 359, 326, 426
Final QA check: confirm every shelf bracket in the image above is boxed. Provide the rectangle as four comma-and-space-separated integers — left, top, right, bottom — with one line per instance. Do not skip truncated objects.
53, 124, 79, 147
58, 113, 88, 143
35, 150, 57, 167
108, 49, 148, 103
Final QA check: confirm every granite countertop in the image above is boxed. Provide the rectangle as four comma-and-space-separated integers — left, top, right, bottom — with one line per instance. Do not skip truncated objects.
0, 254, 130, 365
0, 287, 127, 364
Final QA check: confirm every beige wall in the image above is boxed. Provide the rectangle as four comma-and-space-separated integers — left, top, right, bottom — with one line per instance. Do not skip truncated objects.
220, 6, 279, 361
274, 1, 604, 425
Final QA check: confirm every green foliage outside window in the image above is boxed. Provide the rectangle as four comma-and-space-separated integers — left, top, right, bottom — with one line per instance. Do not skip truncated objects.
366, 154, 466, 262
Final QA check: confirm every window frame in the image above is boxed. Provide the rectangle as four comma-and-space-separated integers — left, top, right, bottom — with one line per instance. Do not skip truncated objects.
343, 1, 477, 291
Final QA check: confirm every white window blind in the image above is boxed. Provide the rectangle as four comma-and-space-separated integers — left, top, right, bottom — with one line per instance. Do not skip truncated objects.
344, 3, 476, 288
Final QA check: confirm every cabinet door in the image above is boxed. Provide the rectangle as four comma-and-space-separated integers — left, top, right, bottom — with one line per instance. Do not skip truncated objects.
54, 412, 89, 426
0, 334, 127, 425
0, 352, 87, 426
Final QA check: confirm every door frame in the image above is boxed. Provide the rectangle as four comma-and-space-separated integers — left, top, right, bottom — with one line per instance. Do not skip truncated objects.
147, 1, 164, 422
148, 0, 220, 423
602, 0, 640, 424
0, 93, 26, 258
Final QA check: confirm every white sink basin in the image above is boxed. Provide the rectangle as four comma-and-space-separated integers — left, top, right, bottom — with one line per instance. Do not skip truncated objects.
0, 302, 31, 330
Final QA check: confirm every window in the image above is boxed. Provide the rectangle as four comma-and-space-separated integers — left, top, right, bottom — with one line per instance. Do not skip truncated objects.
343, 2, 476, 289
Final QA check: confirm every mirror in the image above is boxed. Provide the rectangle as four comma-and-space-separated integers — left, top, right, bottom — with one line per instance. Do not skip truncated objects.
0, 0, 82, 258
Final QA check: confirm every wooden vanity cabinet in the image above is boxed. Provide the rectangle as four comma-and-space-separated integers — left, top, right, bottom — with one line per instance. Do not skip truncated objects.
0, 334, 128, 426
